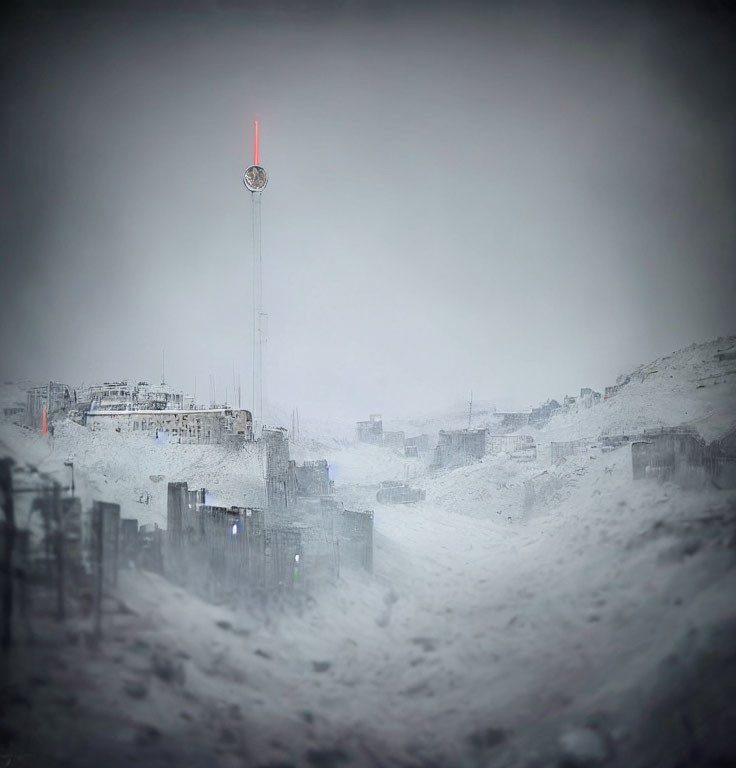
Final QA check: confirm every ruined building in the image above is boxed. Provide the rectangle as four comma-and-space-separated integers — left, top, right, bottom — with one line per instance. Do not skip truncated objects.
26, 382, 72, 428
488, 434, 537, 461
631, 426, 736, 489
383, 431, 406, 451
432, 429, 487, 469
528, 400, 561, 428
262, 428, 297, 510
294, 460, 333, 497
494, 412, 531, 432
356, 414, 383, 445
82, 381, 252, 444
166, 481, 300, 599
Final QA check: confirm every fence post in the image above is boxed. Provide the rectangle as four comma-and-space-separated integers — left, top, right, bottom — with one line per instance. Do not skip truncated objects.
91, 502, 103, 641
53, 482, 65, 622
1, 458, 16, 649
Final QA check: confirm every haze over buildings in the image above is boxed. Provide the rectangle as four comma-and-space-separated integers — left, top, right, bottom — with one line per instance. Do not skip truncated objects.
2, 0, 734, 417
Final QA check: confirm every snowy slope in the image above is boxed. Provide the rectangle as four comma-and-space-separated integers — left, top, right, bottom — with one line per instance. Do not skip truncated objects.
1, 337, 736, 766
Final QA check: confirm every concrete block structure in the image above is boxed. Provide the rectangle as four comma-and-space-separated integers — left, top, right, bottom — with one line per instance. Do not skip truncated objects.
82, 381, 252, 444
488, 434, 537, 461
376, 481, 426, 504
383, 431, 406, 451
166, 481, 298, 599
432, 429, 487, 469
166, 482, 373, 600
551, 438, 593, 463
632, 427, 707, 485
294, 460, 333, 497
529, 400, 561, 427
262, 428, 297, 510
26, 382, 72, 429
87, 407, 252, 444
495, 412, 531, 432
405, 434, 431, 452
356, 414, 383, 445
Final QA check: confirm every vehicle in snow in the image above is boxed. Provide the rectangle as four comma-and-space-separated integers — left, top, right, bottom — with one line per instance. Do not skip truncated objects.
376, 481, 426, 504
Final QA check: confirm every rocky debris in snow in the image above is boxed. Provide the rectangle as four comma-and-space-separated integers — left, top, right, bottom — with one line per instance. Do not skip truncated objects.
410, 636, 437, 652
467, 725, 509, 750
123, 679, 148, 699
305, 747, 349, 767
558, 725, 612, 766
151, 650, 186, 685
135, 724, 162, 746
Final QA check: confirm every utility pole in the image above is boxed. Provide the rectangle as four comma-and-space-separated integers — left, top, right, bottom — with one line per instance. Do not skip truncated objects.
243, 120, 269, 435
468, 390, 473, 430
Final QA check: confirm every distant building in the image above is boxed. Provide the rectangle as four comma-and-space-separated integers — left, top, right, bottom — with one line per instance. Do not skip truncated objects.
383, 431, 406, 451
85, 381, 189, 411
87, 407, 252, 443
529, 399, 561, 427
294, 460, 333, 497
488, 434, 537, 461
579, 388, 601, 408
405, 434, 431, 453
84, 380, 252, 443
356, 414, 383, 445
494, 412, 531, 432
26, 381, 72, 428
432, 429, 487, 469
376, 481, 425, 504
262, 427, 297, 510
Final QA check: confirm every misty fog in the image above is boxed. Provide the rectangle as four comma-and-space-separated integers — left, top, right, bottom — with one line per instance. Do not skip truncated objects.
1, 2, 735, 768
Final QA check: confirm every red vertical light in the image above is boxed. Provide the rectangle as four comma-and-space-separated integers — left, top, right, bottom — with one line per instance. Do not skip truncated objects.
254, 120, 259, 165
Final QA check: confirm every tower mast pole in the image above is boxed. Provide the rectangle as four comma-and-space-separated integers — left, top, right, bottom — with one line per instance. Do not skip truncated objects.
244, 120, 268, 436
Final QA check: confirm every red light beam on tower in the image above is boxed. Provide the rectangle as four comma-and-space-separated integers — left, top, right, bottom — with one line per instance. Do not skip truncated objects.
253, 120, 259, 165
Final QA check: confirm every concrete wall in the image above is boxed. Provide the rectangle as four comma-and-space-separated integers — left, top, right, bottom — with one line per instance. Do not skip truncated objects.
166, 481, 301, 600
383, 431, 406, 451
488, 435, 537, 459
357, 415, 383, 445
26, 382, 72, 428
495, 413, 531, 432
294, 460, 333, 497
632, 427, 711, 486
433, 429, 487, 468
262, 428, 297, 510
87, 408, 252, 444
551, 438, 592, 463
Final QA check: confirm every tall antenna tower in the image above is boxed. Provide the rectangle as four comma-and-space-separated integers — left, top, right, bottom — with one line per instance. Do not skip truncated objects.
243, 120, 269, 434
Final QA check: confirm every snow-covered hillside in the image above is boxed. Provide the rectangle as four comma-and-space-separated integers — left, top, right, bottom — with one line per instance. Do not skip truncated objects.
1, 336, 735, 767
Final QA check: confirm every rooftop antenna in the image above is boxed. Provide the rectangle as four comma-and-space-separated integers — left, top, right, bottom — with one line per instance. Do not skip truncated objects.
161, 348, 166, 386
243, 119, 269, 434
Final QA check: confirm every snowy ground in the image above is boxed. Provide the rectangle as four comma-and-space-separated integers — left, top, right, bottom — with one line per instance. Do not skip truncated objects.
1, 337, 736, 767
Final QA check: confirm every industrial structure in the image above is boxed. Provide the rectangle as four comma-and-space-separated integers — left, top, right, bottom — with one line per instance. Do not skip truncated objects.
432, 429, 487, 469
243, 120, 269, 433
82, 381, 253, 444
488, 434, 537, 461
376, 481, 426, 504
357, 414, 383, 445
25, 382, 73, 430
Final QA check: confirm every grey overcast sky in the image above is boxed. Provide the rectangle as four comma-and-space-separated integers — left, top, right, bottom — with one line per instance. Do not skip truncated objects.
2, 1, 735, 419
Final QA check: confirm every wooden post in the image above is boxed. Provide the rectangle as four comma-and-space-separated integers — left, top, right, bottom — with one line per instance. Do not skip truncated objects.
0, 458, 16, 648
92, 502, 103, 641
53, 482, 65, 621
